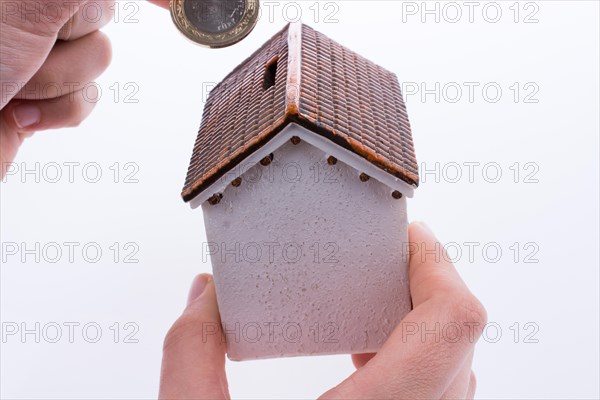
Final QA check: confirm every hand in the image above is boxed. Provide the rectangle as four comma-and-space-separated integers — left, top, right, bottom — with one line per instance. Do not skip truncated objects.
0, 0, 115, 178
159, 222, 487, 399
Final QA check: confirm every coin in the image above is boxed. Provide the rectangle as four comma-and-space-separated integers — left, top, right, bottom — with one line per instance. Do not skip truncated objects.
170, 0, 259, 48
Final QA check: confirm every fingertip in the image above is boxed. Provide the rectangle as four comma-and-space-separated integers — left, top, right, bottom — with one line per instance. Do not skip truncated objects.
351, 352, 376, 369
407, 220, 469, 306
160, 273, 228, 399
87, 31, 113, 72
3, 100, 41, 135
147, 0, 170, 10
12, 103, 41, 130
187, 273, 212, 305
184, 274, 221, 326
407, 221, 440, 277
409, 221, 436, 240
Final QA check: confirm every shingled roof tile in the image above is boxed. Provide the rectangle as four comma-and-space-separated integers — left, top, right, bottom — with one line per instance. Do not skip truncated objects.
182, 23, 418, 202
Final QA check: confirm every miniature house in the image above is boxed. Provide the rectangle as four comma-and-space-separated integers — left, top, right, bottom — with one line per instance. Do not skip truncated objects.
182, 23, 419, 361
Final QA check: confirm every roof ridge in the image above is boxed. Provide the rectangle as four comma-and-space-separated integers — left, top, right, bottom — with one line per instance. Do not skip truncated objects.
285, 22, 302, 118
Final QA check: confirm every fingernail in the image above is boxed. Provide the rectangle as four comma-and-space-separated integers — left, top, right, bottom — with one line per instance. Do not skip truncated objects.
13, 104, 41, 129
187, 274, 211, 305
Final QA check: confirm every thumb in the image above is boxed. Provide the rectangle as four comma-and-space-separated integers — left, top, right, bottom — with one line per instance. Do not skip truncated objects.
0, 108, 31, 180
159, 274, 229, 400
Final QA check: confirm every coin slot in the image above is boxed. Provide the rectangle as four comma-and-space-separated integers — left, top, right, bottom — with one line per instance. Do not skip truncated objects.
263, 57, 279, 90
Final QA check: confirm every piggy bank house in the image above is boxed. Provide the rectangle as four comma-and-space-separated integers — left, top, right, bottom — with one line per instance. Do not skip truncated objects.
181, 23, 419, 361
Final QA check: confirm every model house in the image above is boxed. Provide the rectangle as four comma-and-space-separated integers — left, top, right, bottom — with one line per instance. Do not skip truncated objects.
182, 23, 419, 361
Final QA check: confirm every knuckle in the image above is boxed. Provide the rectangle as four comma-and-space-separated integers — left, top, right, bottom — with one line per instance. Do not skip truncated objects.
8, 0, 70, 38
446, 293, 488, 331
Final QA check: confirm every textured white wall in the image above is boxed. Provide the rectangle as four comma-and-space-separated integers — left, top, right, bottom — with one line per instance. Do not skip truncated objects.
202, 126, 411, 360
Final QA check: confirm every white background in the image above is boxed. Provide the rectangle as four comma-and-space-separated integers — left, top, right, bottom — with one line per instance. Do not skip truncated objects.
1, 1, 599, 398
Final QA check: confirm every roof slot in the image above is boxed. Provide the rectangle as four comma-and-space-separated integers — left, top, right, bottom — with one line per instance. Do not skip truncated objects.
263, 57, 278, 90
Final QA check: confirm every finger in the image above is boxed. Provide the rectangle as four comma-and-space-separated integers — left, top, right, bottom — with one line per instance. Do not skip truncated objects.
146, 0, 170, 9
321, 223, 487, 399
0, 89, 97, 178
0, 0, 92, 108
0, 0, 85, 37
465, 371, 477, 399
441, 350, 474, 399
0, 110, 26, 179
15, 31, 112, 100
58, 1, 115, 41
351, 352, 375, 369
407, 222, 474, 307
2, 88, 97, 134
159, 274, 229, 400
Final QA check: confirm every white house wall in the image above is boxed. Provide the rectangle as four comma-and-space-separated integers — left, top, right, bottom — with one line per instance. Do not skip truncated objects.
201, 126, 412, 360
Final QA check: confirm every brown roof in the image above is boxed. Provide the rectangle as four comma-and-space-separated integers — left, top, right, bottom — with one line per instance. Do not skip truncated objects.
182, 23, 418, 202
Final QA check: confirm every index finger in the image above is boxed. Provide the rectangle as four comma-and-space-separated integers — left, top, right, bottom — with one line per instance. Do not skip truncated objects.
147, 0, 169, 9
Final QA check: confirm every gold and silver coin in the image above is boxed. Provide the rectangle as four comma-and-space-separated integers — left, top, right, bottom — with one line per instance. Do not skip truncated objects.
170, 0, 259, 48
